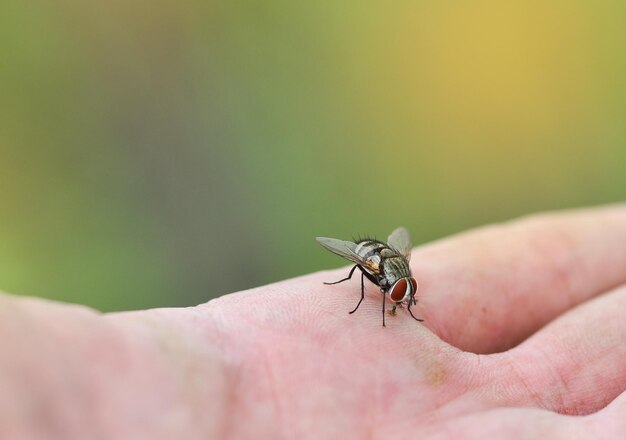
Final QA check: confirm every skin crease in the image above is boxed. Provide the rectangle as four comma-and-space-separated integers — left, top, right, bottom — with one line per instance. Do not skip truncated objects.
0, 205, 625, 439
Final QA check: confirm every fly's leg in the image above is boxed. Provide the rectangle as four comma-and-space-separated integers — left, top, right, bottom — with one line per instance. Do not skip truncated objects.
389, 302, 403, 315
382, 290, 386, 327
324, 264, 358, 285
407, 300, 424, 322
349, 271, 366, 314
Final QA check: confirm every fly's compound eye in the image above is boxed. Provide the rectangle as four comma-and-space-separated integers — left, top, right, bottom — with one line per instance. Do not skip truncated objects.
390, 277, 419, 302
390, 278, 408, 302
410, 278, 418, 295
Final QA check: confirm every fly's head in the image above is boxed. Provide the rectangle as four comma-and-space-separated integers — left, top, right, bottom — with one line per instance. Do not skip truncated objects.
389, 277, 418, 305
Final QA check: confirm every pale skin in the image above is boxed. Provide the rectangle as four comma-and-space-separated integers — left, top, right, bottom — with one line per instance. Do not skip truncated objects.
1, 206, 626, 439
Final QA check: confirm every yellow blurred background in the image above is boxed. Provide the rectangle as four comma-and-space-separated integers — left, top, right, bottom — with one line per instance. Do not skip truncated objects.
1, 1, 625, 310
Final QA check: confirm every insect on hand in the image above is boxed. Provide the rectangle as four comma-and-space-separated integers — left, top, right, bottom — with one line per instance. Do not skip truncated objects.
316, 227, 423, 327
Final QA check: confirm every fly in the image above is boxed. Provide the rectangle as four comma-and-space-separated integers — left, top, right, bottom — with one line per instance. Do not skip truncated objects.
316, 227, 423, 327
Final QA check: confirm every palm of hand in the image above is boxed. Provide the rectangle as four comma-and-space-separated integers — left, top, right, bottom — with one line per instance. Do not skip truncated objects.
191, 207, 626, 438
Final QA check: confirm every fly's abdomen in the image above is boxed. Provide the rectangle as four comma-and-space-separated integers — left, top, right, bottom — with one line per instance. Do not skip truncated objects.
354, 240, 385, 257
354, 240, 386, 275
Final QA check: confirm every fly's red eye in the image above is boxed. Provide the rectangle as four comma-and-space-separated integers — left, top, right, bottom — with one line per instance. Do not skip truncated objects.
410, 278, 418, 294
390, 278, 408, 302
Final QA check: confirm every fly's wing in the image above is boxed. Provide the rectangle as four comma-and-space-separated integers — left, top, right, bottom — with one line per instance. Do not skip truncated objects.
316, 237, 367, 266
387, 227, 412, 261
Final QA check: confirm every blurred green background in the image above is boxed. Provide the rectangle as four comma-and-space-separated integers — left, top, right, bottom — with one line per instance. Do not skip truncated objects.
1, 1, 625, 311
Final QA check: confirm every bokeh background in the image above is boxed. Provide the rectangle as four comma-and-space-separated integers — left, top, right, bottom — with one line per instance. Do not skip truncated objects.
1, 1, 625, 311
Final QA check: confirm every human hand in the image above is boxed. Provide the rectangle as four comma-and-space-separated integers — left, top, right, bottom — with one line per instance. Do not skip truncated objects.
1, 205, 625, 439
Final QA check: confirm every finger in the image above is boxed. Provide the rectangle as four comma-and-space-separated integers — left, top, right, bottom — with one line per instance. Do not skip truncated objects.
409, 204, 626, 353
402, 395, 625, 440
497, 284, 626, 415
587, 390, 626, 436
406, 407, 584, 440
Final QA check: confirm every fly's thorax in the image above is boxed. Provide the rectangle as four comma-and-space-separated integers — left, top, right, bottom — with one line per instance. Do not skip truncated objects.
354, 239, 411, 285
381, 251, 411, 286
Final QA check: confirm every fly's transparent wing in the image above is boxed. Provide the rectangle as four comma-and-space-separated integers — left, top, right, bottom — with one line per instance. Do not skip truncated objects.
387, 227, 412, 261
316, 237, 367, 266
